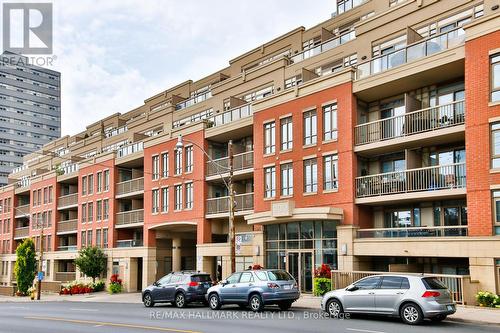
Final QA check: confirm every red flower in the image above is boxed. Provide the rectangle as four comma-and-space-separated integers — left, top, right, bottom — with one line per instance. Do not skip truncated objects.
314, 264, 332, 278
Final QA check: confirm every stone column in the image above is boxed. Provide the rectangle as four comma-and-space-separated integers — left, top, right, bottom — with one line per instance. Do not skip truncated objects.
336, 225, 360, 271
172, 237, 182, 271
143, 250, 157, 287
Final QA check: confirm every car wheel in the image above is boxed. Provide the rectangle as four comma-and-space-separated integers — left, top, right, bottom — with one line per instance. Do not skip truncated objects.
249, 294, 264, 312
174, 293, 186, 308
326, 299, 343, 318
278, 301, 293, 311
143, 293, 154, 308
400, 303, 423, 325
430, 314, 447, 322
209, 293, 221, 310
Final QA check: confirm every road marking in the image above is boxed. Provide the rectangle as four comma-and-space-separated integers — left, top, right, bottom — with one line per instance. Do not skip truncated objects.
70, 308, 99, 312
346, 328, 387, 333
8, 306, 28, 310
24, 316, 202, 333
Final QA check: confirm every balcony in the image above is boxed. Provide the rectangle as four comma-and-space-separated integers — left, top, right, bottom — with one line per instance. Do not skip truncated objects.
206, 193, 254, 216
117, 141, 143, 158
290, 30, 356, 64
355, 163, 466, 203
14, 227, 29, 239
175, 90, 212, 111
206, 151, 254, 178
116, 177, 144, 198
354, 100, 464, 148
57, 219, 78, 235
57, 193, 78, 209
14, 204, 30, 218
357, 225, 468, 238
57, 245, 77, 252
58, 162, 79, 176
207, 104, 252, 127
115, 209, 144, 227
356, 28, 465, 80
116, 239, 143, 248
55, 272, 76, 282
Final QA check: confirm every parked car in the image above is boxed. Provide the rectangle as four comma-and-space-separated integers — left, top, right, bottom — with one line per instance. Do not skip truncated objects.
142, 271, 212, 308
321, 274, 456, 325
206, 269, 300, 312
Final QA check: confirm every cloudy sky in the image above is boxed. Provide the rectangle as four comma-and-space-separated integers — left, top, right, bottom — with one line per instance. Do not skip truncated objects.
47, 0, 334, 135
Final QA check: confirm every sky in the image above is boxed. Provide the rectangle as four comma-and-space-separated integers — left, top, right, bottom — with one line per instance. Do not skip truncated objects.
47, 0, 334, 136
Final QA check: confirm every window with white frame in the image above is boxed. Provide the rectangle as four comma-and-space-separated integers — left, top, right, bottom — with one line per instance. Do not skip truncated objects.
96, 200, 102, 220
103, 199, 109, 219
303, 110, 317, 145
492, 53, 500, 102
152, 189, 159, 213
174, 185, 183, 210
82, 176, 87, 195
97, 172, 102, 192
303, 158, 318, 193
152, 155, 159, 180
264, 121, 275, 154
88, 174, 94, 194
185, 146, 193, 172
492, 191, 500, 235
162, 152, 169, 177
323, 103, 338, 141
324, 154, 338, 190
104, 170, 110, 191
175, 149, 182, 175
281, 163, 293, 196
492, 122, 500, 168
281, 117, 293, 151
185, 182, 193, 209
264, 166, 276, 198
162, 187, 169, 213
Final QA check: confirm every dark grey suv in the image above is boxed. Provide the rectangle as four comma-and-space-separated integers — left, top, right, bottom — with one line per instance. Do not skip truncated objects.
142, 271, 212, 308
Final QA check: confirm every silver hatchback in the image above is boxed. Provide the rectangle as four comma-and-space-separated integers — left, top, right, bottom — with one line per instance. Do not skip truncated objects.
321, 274, 456, 325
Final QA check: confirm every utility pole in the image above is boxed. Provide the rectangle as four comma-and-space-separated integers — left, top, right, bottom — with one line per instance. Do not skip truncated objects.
36, 217, 44, 300
228, 140, 236, 274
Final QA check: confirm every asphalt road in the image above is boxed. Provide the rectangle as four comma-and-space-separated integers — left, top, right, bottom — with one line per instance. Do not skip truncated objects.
0, 301, 498, 333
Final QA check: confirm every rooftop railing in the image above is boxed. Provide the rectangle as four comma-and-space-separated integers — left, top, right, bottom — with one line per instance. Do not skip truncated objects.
117, 141, 143, 158
290, 30, 356, 64
175, 91, 212, 111
356, 27, 465, 79
207, 104, 252, 127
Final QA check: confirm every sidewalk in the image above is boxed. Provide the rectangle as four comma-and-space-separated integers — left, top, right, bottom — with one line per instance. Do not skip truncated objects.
1, 292, 498, 325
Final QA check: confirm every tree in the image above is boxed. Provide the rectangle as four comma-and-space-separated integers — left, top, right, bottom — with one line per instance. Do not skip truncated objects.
75, 246, 107, 283
14, 238, 37, 294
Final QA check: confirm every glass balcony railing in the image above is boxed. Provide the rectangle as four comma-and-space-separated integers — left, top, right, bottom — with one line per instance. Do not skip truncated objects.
175, 91, 212, 111
356, 27, 465, 79
355, 100, 465, 145
357, 225, 468, 238
117, 141, 143, 158
207, 104, 252, 127
355, 163, 466, 198
116, 239, 143, 248
290, 30, 356, 64
57, 245, 77, 251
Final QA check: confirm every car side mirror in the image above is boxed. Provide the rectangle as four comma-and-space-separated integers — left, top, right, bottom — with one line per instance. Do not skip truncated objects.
153, 281, 159, 287
346, 285, 359, 292
220, 279, 228, 286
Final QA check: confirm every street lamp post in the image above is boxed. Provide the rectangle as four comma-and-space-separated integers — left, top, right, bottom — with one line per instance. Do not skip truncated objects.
175, 135, 236, 273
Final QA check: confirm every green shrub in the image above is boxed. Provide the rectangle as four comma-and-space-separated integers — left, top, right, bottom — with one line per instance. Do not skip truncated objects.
14, 238, 37, 294
313, 277, 332, 296
476, 291, 499, 307
108, 282, 122, 294
91, 280, 105, 292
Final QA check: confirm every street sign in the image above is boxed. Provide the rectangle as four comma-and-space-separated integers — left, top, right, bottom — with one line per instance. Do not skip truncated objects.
235, 235, 242, 245
42, 260, 47, 272
235, 244, 241, 255
37, 271, 44, 281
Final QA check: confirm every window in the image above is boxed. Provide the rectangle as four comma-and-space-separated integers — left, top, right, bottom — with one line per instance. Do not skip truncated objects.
280, 117, 293, 151
492, 54, 500, 102
337, 0, 364, 14
162, 187, 169, 213
175, 149, 182, 175
152, 189, 159, 213
104, 170, 110, 191
323, 154, 338, 190
81, 176, 87, 195
87, 230, 92, 247
103, 199, 109, 219
185, 146, 193, 172
96, 200, 102, 220
264, 121, 276, 154
264, 166, 276, 198
185, 183, 193, 209
354, 276, 381, 289
97, 172, 102, 192
226, 273, 241, 284
152, 155, 159, 180
81, 231, 86, 248
303, 110, 317, 145
492, 123, 500, 168
88, 174, 94, 194
43, 187, 48, 204
81, 203, 87, 223
88, 202, 93, 222
174, 185, 182, 210
239, 272, 254, 283
96, 229, 102, 248
281, 163, 293, 196
103, 229, 108, 248
303, 158, 318, 193
380, 276, 408, 289
162, 153, 169, 177
48, 186, 53, 203
493, 191, 500, 235
323, 103, 338, 141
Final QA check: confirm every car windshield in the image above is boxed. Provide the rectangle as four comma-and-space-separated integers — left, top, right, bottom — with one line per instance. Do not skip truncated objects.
268, 270, 293, 281
422, 277, 448, 290
191, 275, 211, 282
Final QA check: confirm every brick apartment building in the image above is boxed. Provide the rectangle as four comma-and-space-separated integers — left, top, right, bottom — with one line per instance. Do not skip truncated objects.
0, 0, 499, 297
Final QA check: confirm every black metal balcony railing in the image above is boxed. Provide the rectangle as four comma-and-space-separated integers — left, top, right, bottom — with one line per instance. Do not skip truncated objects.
206, 193, 254, 215
356, 27, 465, 79
206, 151, 254, 177
355, 163, 466, 198
355, 100, 465, 145
357, 225, 468, 238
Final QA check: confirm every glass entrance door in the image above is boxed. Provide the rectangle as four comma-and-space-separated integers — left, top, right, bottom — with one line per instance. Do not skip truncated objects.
287, 251, 313, 293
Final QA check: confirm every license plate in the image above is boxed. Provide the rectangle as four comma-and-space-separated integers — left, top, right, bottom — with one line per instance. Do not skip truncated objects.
283, 284, 291, 290
447, 305, 454, 311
